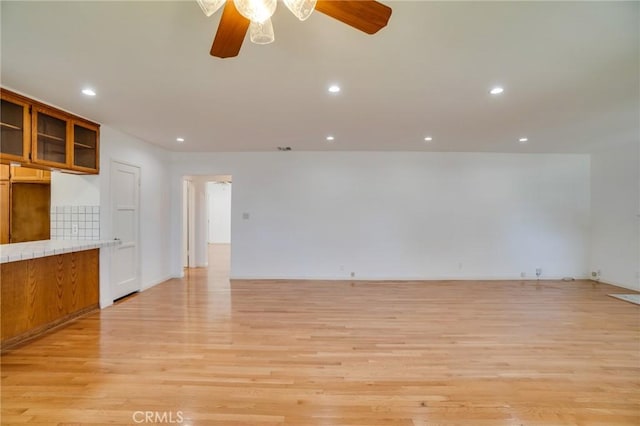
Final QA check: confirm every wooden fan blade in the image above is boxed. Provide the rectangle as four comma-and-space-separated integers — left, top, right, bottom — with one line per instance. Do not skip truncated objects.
210, 1, 250, 58
315, 0, 392, 35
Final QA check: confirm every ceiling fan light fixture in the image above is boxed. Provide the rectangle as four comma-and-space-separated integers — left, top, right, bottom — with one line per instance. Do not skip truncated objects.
249, 18, 275, 44
283, 0, 317, 21
197, 0, 226, 17
208, 0, 392, 59
234, 0, 277, 23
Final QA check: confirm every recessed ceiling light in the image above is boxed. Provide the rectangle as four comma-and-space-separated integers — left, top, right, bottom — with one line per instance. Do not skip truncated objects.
424, 136, 433, 141
489, 86, 504, 95
328, 85, 340, 93
326, 136, 335, 141
81, 88, 96, 96
518, 137, 528, 143
176, 137, 185, 143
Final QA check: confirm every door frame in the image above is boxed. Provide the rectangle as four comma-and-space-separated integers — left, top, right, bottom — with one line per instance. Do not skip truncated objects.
183, 178, 195, 268
183, 177, 232, 269
109, 159, 141, 300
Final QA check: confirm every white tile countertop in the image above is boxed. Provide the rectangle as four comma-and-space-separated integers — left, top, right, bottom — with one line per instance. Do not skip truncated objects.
0, 239, 120, 264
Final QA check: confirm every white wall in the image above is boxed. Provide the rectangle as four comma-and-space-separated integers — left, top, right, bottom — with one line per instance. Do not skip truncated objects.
51, 172, 100, 206
98, 125, 172, 306
46, 125, 172, 307
590, 140, 640, 290
169, 152, 591, 281
207, 182, 232, 244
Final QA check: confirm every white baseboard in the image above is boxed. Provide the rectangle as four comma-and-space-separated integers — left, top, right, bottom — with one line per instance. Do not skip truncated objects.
100, 274, 182, 309
99, 297, 113, 309
141, 274, 176, 291
230, 274, 592, 282
597, 278, 640, 292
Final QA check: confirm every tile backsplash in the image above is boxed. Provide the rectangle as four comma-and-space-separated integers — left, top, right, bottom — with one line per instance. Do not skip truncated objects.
51, 206, 100, 240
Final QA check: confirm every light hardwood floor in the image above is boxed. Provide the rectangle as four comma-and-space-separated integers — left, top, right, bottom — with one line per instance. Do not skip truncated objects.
2, 244, 639, 425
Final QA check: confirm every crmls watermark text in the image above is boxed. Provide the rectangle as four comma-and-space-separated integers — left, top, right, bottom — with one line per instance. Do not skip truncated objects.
132, 411, 184, 424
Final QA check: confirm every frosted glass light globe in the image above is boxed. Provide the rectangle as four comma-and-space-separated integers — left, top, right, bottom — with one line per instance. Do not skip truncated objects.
250, 18, 275, 44
283, 0, 316, 21
234, 0, 277, 23
197, 0, 226, 17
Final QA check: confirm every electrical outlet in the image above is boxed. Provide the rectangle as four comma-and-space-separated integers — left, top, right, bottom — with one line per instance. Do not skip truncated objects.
520, 272, 526, 278
350, 272, 355, 278
71, 224, 78, 236
535, 268, 542, 278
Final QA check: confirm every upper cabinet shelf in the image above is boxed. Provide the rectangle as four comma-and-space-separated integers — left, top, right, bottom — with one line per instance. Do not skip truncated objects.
37, 132, 66, 142
0, 88, 99, 174
1, 122, 22, 131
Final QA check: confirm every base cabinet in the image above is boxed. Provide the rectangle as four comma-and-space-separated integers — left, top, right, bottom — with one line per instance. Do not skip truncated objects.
1, 249, 99, 350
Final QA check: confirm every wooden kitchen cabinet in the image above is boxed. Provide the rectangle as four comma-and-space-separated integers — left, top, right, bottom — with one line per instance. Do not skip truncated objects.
1, 249, 99, 349
10, 182, 50, 243
0, 180, 9, 244
31, 105, 71, 168
0, 88, 99, 174
1, 165, 51, 244
0, 165, 8, 244
72, 121, 99, 172
10, 166, 51, 183
0, 91, 31, 163
0, 164, 9, 180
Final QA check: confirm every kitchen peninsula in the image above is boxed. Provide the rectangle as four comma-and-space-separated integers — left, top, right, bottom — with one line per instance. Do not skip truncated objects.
1, 87, 110, 351
0, 238, 118, 351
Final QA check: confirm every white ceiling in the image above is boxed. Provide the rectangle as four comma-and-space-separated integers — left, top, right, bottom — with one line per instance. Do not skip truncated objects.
1, 1, 638, 153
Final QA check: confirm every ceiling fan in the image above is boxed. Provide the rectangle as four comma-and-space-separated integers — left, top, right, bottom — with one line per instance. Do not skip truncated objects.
197, 0, 392, 58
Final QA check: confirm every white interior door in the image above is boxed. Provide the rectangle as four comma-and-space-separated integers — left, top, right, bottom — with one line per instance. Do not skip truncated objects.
110, 160, 141, 300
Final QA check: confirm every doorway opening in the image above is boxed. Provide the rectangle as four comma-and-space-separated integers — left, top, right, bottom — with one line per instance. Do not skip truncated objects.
182, 175, 232, 276
206, 177, 232, 277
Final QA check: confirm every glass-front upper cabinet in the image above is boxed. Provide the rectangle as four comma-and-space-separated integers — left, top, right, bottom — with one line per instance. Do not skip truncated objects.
72, 122, 99, 172
0, 88, 100, 174
0, 91, 31, 162
31, 106, 70, 168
